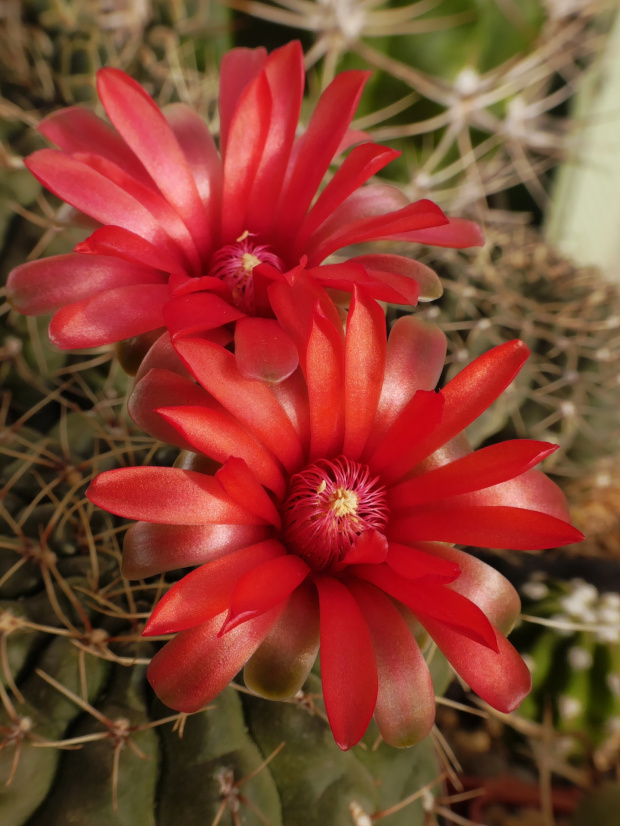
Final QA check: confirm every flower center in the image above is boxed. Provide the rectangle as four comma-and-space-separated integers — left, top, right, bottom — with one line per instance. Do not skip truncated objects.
208, 231, 284, 314
282, 456, 389, 570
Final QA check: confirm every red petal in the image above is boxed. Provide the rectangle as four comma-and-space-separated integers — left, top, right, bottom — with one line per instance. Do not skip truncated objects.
87, 466, 264, 525
122, 521, 269, 578
38, 106, 151, 185
349, 253, 442, 302
144, 540, 285, 635
389, 440, 559, 509
49, 284, 169, 348
134, 331, 192, 383
397, 216, 484, 248
244, 582, 320, 699
221, 71, 272, 241
343, 286, 386, 460
389, 505, 584, 550
75, 226, 186, 276
305, 305, 345, 461
348, 580, 435, 747
159, 405, 287, 499
341, 530, 388, 566
174, 337, 304, 472
270, 368, 310, 450
366, 315, 446, 455
309, 261, 419, 305
413, 542, 521, 635
406, 340, 530, 469
234, 317, 299, 385
246, 42, 305, 235
216, 457, 283, 528
219, 47, 268, 156
276, 70, 370, 244
295, 143, 400, 253
97, 69, 210, 257
385, 543, 460, 583
222, 554, 310, 633
7, 253, 165, 316
421, 618, 531, 713
164, 292, 245, 339
353, 564, 497, 650
147, 607, 281, 713
315, 576, 378, 750
367, 389, 444, 484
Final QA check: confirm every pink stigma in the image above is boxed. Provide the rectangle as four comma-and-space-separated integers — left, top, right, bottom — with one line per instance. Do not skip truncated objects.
208, 232, 284, 313
282, 456, 389, 570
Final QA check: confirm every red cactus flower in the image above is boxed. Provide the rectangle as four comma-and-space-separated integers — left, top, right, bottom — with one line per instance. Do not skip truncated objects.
7, 41, 481, 380
86, 283, 582, 750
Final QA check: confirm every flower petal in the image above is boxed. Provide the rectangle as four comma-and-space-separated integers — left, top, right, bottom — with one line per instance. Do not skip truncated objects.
244, 582, 320, 699
49, 284, 169, 348
421, 618, 531, 713
97, 69, 210, 257
75, 226, 186, 276
147, 607, 281, 714
221, 554, 310, 633
367, 315, 447, 455
234, 317, 299, 385
7, 253, 165, 316
388, 440, 559, 509
305, 304, 345, 461
315, 576, 378, 750
86, 466, 264, 525
122, 521, 269, 579
215, 457, 283, 528
348, 580, 435, 747
343, 286, 386, 460
385, 543, 460, 583
342, 530, 388, 566
174, 337, 304, 472
396, 216, 484, 248
349, 253, 443, 302
219, 47, 268, 156
144, 540, 285, 635
389, 504, 584, 550
158, 405, 287, 498
164, 292, 246, 339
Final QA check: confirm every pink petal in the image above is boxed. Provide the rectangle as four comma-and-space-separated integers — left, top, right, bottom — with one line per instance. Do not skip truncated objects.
164, 293, 245, 339
49, 284, 169, 348
219, 47, 268, 156
216, 457, 283, 528
305, 305, 345, 461
385, 543, 460, 583
388, 440, 559, 509
7, 253, 165, 316
349, 253, 443, 302
353, 564, 497, 651
144, 540, 285, 635
129, 368, 214, 448
315, 576, 378, 750
413, 542, 521, 635
221, 71, 272, 241
222, 554, 310, 633
366, 315, 447, 455
174, 337, 304, 472
163, 102, 222, 221
234, 317, 299, 385
388, 504, 584, 550
159, 405, 287, 498
366, 389, 444, 484
122, 521, 269, 579
244, 583, 320, 699
404, 340, 530, 469
276, 70, 371, 243
38, 106, 151, 185
295, 143, 400, 254
75, 226, 186, 276
348, 580, 435, 747
307, 199, 448, 265
396, 216, 485, 248
87, 466, 264, 525
96, 69, 210, 257
147, 607, 281, 713
343, 286, 386, 460
245, 42, 305, 235
421, 618, 531, 713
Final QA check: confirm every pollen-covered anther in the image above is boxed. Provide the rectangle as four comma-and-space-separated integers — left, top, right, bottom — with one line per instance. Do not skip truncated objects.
282, 456, 388, 570
208, 233, 284, 314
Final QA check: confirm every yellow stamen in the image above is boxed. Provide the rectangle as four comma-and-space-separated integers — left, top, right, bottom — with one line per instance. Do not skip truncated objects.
327, 487, 359, 518
241, 252, 261, 272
